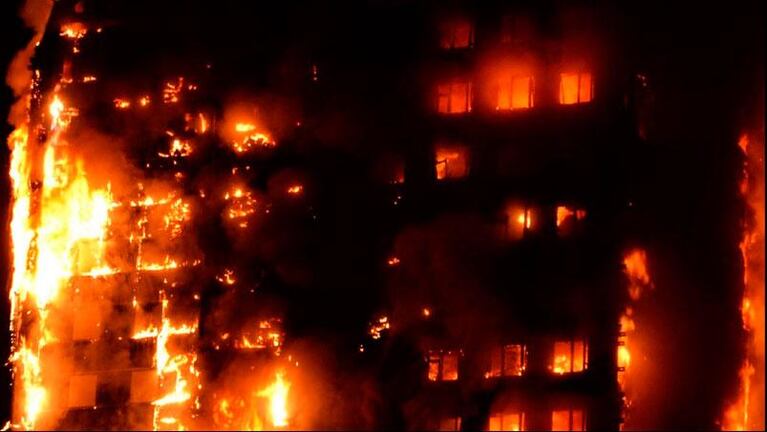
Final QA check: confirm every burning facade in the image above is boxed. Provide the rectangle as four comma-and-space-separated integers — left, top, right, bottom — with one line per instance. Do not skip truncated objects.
1, 0, 764, 430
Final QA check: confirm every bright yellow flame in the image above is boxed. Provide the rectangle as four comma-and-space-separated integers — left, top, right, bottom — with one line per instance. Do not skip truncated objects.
59, 22, 88, 40
49, 95, 64, 129
158, 138, 193, 158
9, 94, 113, 430
258, 371, 290, 428
235, 123, 256, 133
369, 316, 390, 340
113, 98, 131, 109
197, 113, 209, 133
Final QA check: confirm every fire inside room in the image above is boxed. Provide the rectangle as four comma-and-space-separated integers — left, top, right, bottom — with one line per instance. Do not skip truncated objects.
0, 0, 764, 430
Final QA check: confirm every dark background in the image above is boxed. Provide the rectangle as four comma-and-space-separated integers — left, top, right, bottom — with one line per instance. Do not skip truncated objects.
0, 0, 764, 428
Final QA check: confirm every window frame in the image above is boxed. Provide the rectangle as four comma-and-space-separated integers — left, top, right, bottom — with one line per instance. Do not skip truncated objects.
551, 338, 589, 375
440, 20, 475, 50
551, 408, 586, 431
558, 72, 594, 105
496, 75, 535, 111
437, 81, 473, 114
435, 145, 470, 180
428, 349, 460, 382
488, 411, 526, 431
487, 343, 528, 378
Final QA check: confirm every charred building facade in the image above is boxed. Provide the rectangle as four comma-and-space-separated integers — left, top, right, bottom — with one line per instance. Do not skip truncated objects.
3, 0, 762, 431
369, 2, 637, 431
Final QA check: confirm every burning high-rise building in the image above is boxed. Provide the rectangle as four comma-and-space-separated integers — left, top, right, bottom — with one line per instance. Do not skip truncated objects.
0, 0, 763, 430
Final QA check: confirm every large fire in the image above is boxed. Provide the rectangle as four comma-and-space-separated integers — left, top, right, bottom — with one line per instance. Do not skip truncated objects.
8, 90, 115, 429
721, 133, 765, 431
258, 370, 291, 429
619, 248, 654, 428
4, 13, 295, 430
3, 2, 762, 431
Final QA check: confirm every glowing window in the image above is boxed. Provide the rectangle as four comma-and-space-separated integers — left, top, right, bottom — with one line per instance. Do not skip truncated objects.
428, 350, 460, 381
438, 82, 473, 114
440, 20, 474, 49
497, 76, 534, 110
555, 206, 587, 232
506, 204, 535, 240
551, 409, 586, 431
488, 412, 525, 431
550, 340, 588, 374
435, 146, 469, 180
559, 72, 593, 105
439, 417, 462, 431
487, 344, 528, 378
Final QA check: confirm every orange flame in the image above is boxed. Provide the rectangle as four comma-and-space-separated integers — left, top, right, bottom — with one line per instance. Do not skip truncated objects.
232, 122, 276, 153
8, 95, 113, 429
258, 371, 290, 428
368, 316, 390, 340
721, 133, 765, 431
620, 248, 654, 428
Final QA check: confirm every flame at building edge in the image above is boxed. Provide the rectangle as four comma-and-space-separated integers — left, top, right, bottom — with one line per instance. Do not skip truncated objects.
721, 133, 765, 431
619, 248, 654, 429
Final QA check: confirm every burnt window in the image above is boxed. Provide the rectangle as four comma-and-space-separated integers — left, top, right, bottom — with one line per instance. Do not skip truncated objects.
550, 339, 588, 374
95, 372, 131, 406
437, 81, 473, 114
129, 339, 155, 369
440, 19, 474, 49
488, 411, 526, 431
428, 350, 460, 381
500, 15, 534, 45
496, 75, 534, 110
559, 72, 593, 105
439, 416, 462, 431
551, 409, 586, 431
487, 344, 528, 378
435, 145, 469, 180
